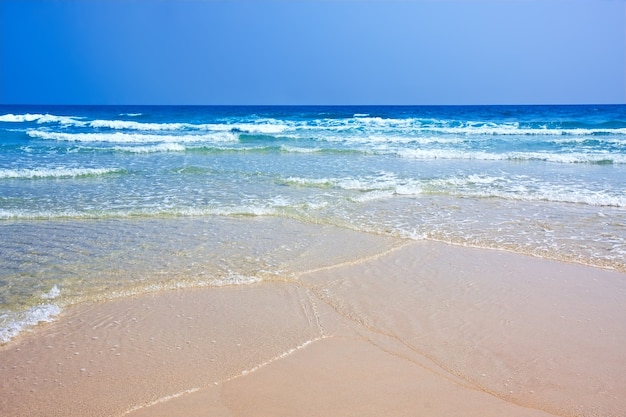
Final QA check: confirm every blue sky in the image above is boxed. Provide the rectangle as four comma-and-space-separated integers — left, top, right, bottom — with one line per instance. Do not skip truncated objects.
1, 0, 624, 105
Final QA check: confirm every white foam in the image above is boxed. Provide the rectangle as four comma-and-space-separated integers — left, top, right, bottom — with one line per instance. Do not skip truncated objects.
6, 113, 626, 138
310, 116, 626, 137
112, 143, 187, 153
282, 177, 333, 187
352, 190, 395, 202
0, 204, 280, 220
141, 274, 263, 294
396, 149, 626, 164
0, 208, 94, 220
394, 183, 424, 196
396, 149, 503, 161
0, 167, 123, 179
434, 175, 503, 187
83, 118, 292, 134
231, 122, 288, 134
336, 178, 392, 191
202, 205, 279, 217
215, 274, 263, 286
279, 145, 322, 153
40, 285, 61, 300
0, 304, 61, 344
89, 119, 189, 131
498, 187, 626, 207
285, 172, 626, 208
284, 173, 401, 193
86, 119, 292, 134
337, 172, 400, 192
0, 113, 84, 125
27, 130, 238, 144
505, 152, 626, 164
369, 118, 626, 136
0, 113, 43, 122
426, 175, 626, 207
37, 114, 84, 125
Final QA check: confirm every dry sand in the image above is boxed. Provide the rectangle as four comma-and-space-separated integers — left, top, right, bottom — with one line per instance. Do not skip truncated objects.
1, 241, 625, 417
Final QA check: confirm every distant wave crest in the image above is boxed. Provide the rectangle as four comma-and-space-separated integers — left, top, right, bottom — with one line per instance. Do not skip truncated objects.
0, 113, 83, 125
7, 112, 626, 137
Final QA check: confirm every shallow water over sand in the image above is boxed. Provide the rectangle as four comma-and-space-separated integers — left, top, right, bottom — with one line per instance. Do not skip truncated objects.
0, 216, 402, 343
2, 239, 624, 417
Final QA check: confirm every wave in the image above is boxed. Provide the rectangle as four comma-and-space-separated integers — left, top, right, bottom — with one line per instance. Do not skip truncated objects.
27, 129, 238, 143
3, 113, 292, 134
427, 125, 624, 137
40, 285, 61, 300
112, 143, 187, 153
6, 111, 626, 140
88, 119, 289, 134
429, 175, 626, 207
88, 119, 291, 134
279, 145, 322, 153
281, 177, 335, 188
0, 113, 84, 125
297, 116, 626, 136
279, 173, 626, 207
89, 119, 191, 131
0, 167, 125, 179
69, 143, 296, 155
395, 149, 626, 164
434, 183, 626, 207
0, 303, 61, 345
281, 173, 406, 193
63, 130, 620, 162
407, 124, 626, 137
25, 130, 345, 155
0, 199, 291, 220
350, 190, 396, 202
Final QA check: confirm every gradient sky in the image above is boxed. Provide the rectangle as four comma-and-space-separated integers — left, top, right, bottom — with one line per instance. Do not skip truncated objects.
1, 0, 624, 105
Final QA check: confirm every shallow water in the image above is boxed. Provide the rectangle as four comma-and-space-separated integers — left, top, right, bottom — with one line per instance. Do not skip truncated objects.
0, 216, 401, 343
1, 104, 625, 343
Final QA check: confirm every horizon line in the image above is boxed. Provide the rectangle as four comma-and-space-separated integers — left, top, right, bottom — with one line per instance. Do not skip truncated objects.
1, 103, 625, 107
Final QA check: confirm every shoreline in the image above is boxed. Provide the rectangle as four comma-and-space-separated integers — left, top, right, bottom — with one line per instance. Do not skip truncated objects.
2, 240, 625, 417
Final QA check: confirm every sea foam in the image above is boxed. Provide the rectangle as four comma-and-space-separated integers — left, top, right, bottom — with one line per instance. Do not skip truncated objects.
0, 113, 84, 125
0, 304, 61, 344
0, 167, 124, 179
27, 130, 238, 143
112, 143, 187, 153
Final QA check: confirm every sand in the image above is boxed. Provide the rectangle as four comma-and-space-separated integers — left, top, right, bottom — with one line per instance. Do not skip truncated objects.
1, 241, 625, 417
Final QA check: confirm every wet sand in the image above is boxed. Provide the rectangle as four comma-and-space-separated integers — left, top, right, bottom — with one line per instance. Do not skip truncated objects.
1, 241, 625, 417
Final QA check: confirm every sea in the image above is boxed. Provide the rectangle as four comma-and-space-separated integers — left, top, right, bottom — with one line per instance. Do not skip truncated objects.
1, 104, 625, 344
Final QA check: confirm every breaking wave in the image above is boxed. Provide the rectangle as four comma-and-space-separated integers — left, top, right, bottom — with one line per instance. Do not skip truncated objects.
0, 167, 125, 179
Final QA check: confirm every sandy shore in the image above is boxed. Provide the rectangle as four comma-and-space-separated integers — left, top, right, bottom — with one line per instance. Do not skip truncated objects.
1, 241, 625, 417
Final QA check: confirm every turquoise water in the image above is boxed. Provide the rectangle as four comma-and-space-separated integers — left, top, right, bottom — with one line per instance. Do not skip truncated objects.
1, 105, 625, 343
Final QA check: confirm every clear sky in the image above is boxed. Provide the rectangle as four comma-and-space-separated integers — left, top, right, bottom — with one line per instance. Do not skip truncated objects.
1, 0, 624, 105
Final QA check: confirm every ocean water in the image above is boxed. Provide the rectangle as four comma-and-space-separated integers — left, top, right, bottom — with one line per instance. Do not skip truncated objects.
1, 104, 625, 343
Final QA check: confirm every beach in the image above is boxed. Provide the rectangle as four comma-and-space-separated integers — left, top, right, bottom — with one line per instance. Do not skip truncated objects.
1, 105, 625, 416
2, 239, 625, 417
2, 0, 626, 409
